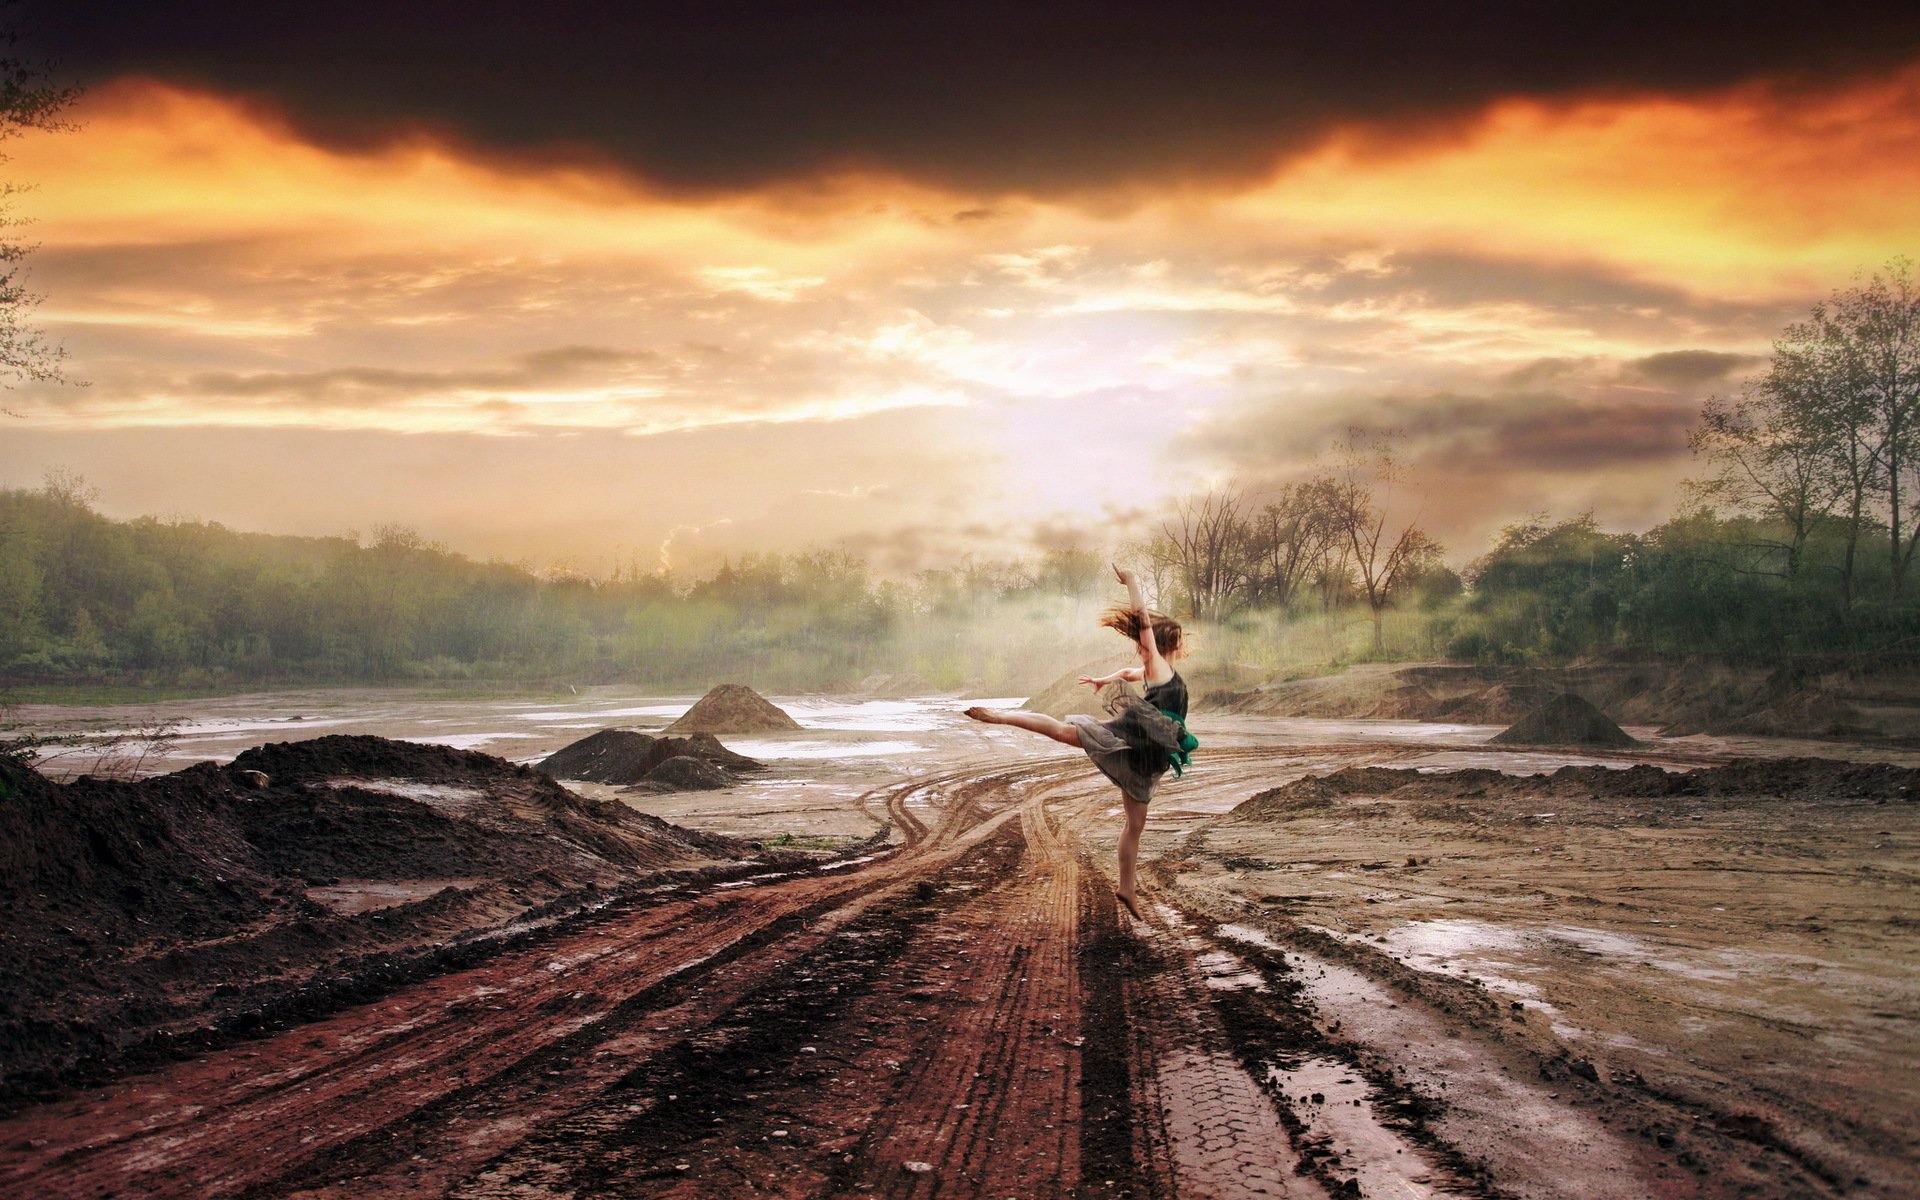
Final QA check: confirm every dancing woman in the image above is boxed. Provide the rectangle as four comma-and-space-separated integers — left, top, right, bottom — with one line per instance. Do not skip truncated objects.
965, 565, 1193, 918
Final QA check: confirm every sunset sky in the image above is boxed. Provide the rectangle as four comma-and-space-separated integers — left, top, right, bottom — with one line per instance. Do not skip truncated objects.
6, 3, 1920, 575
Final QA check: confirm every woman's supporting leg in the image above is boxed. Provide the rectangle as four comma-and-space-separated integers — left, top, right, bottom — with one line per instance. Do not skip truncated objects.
962, 707, 1082, 747
1115, 797, 1149, 919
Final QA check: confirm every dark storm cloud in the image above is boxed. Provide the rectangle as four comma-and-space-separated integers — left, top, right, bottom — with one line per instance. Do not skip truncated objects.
1438, 394, 1699, 470
1310, 253, 1805, 336
1197, 387, 1698, 474
1622, 349, 1764, 387
25, 1, 1920, 193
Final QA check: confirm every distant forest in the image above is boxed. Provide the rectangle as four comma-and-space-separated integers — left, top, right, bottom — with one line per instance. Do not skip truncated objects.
4, 262, 1918, 693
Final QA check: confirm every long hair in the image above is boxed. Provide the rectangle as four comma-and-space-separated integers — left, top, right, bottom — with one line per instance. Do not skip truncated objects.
1098, 606, 1186, 658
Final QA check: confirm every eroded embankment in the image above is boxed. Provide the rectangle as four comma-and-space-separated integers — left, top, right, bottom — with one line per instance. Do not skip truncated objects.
1207, 659, 1920, 742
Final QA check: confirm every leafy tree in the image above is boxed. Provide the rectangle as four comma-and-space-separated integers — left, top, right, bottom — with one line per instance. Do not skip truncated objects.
1243, 476, 1343, 611
1461, 514, 1634, 660
1831, 259, 1920, 596
1688, 378, 1845, 584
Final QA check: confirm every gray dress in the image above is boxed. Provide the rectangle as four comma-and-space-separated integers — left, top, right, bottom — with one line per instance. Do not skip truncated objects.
1067, 672, 1189, 804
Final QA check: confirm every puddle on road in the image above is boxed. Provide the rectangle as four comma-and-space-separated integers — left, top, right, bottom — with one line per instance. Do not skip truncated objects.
724, 738, 926, 759
1400, 748, 1678, 773
509, 702, 692, 722
1268, 1057, 1445, 1199
1194, 948, 1268, 992
1258, 933, 1652, 1200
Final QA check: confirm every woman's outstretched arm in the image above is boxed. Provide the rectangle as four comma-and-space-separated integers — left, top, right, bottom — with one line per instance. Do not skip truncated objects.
1113, 564, 1172, 685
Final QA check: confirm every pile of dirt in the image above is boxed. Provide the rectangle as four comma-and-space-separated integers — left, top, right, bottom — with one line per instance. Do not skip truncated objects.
0, 736, 749, 1102
638, 756, 733, 791
1228, 756, 1920, 824
1021, 656, 1134, 719
664, 684, 802, 734
1023, 657, 1258, 719
538, 729, 762, 787
1490, 692, 1639, 747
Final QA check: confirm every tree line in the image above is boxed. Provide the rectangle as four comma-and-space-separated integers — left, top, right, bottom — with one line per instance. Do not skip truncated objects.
0, 478, 1122, 692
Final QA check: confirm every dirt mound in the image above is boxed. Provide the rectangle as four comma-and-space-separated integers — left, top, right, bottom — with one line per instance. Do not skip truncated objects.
1228, 756, 1920, 825
231, 734, 522, 783
0, 737, 749, 1101
1024, 657, 1253, 719
1021, 657, 1133, 719
665, 684, 802, 734
538, 729, 763, 784
681, 732, 764, 771
1490, 692, 1639, 747
637, 756, 733, 791
1231, 766, 1450, 819
1374, 684, 1441, 719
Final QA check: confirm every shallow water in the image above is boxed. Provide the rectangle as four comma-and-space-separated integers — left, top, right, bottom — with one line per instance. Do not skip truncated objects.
22, 688, 1920, 779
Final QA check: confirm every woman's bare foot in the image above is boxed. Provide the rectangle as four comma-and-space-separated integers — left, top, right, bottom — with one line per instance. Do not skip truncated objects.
1116, 891, 1143, 921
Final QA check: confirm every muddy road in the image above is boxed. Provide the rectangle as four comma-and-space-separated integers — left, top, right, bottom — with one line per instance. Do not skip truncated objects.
2, 732, 1911, 1199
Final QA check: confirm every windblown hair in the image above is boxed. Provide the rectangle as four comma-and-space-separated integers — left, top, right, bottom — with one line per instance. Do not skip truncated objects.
1098, 606, 1187, 659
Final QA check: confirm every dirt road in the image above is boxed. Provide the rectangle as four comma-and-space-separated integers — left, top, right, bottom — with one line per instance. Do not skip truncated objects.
0, 742, 1894, 1198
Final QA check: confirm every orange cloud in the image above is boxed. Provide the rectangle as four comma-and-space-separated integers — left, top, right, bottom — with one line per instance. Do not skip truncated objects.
6, 64, 1918, 567
1246, 62, 1920, 296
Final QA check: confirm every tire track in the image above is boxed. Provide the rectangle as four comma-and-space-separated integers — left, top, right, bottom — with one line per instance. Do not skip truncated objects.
0, 763, 1029, 1198
0, 735, 1720, 1200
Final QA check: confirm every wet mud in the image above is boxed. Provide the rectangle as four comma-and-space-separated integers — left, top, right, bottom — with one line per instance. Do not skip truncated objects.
0, 701, 1914, 1198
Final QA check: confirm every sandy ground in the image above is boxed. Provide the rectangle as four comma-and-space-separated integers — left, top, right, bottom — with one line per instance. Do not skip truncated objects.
1, 691, 1916, 1197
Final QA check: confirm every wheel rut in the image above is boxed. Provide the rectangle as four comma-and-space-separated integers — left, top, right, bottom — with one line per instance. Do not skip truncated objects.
2, 744, 1690, 1199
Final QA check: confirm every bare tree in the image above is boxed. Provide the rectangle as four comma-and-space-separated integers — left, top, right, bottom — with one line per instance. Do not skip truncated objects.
1329, 431, 1444, 653
1243, 476, 1343, 611
1154, 489, 1250, 620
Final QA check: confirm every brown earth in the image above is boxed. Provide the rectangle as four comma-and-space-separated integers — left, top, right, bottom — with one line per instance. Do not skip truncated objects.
538, 729, 764, 786
1022, 655, 1266, 720
3, 721, 1915, 1199
1491, 691, 1639, 747
0, 736, 748, 1106
665, 684, 804, 735
637, 755, 734, 791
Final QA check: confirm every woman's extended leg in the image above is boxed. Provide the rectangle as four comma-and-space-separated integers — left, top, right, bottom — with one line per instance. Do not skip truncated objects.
1115, 797, 1149, 920
962, 707, 1083, 747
